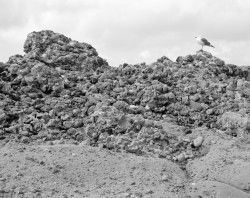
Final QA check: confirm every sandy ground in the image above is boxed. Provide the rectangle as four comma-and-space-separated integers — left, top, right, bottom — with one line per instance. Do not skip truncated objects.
0, 142, 187, 198
0, 128, 250, 198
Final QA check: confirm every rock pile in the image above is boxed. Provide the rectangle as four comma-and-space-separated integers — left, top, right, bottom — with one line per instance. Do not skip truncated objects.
1, 30, 250, 162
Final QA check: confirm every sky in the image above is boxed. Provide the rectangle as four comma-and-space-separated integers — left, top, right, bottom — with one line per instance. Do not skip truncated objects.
0, 0, 250, 67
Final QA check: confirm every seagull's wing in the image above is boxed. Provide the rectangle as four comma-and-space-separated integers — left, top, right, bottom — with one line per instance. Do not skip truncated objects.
201, 38, 211, 46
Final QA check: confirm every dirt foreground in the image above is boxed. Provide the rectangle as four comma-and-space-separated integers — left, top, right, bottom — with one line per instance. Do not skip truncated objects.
1, 128, 250, 198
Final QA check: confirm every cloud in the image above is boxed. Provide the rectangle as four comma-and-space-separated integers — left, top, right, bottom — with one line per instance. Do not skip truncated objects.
140, 50, 151, 59
0, 0, 29, 30
0, 0, 250, 66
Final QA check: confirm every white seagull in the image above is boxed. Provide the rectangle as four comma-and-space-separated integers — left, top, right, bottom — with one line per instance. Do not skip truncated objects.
195, 36, 215, 50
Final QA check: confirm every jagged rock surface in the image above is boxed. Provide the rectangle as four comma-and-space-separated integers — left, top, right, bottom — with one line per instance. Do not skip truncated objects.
1, 30, 250, 163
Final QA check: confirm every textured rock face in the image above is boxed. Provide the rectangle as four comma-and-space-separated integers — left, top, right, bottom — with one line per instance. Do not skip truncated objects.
1, 30, 250, 161
23, 30, 108, 71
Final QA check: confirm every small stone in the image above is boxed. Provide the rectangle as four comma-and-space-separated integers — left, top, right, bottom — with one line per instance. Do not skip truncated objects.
0, 111, 7, 124
206, 108, 214, 115
73, 119, 83, 128
52, 140, 60, 145
98, 143, 104, 148
145, 189, 154, 194
20, 130, 29, 136
47, 141, 54, 145
211, 140, 217, 144
130, 181, 136, 185
58, 139, 65, 144
21, 136, 29, 143
183, 138, 191, 142
184, 128, 192, 134
193, 136, 204, 147
175, 153, 185, 162
185, 85, 197, 94
79, 139, 91, 146
190, 101, 203, 111
214, 58, 225, 66
190, 94, 200, 101
131, 194, 140, 198
129, 105, 137, 109
120, 193, 130, 198
161, 175, 168, 181
72, 109, 80, 116
49, 109, 56, 118
62, 194, 68, 198
145, 105, 150, 111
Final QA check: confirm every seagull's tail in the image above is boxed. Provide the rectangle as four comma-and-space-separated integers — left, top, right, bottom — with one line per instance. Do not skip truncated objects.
209, 44, 215, 48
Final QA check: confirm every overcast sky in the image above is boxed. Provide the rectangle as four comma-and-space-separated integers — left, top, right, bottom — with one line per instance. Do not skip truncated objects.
1, 0, 250, 66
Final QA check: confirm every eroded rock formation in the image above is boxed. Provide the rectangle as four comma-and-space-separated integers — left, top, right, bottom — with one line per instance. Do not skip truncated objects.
1, 30, 250, 162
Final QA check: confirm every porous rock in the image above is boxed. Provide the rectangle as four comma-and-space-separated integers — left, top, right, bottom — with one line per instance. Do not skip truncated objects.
1, 30, 250, 162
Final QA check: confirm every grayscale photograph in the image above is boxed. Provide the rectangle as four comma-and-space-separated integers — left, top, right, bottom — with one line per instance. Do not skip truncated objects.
0, 0, 250, 197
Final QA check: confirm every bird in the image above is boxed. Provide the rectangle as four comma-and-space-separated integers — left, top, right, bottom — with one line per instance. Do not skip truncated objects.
195, 36, 215, 50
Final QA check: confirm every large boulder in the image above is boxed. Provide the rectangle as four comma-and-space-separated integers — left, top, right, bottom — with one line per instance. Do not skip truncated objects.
217, 111, 250, 132
23, 30, 108, 71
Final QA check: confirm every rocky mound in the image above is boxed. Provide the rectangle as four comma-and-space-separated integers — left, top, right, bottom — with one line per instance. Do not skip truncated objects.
1, 30, 250, 163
